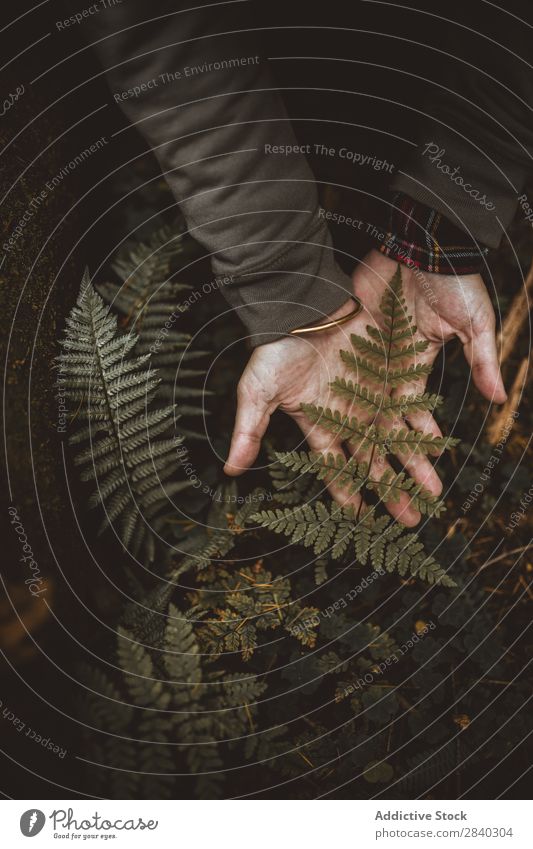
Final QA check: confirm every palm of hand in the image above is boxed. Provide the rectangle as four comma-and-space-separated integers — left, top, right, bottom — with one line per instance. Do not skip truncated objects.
225, 250, 505, 527
227, 273, 436, 526
353, 251, 506, 404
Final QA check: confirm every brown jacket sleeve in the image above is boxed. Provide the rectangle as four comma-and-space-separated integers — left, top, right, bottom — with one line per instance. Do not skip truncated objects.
75, 0, 353, 344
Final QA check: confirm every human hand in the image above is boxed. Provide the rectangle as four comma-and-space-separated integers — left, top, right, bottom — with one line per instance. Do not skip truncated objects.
352, 250, 507, 408
224, 255, 470, 526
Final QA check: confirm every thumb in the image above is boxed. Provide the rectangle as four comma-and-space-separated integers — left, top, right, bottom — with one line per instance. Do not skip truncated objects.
224, 384, 272, 476
463, 327, 507, 404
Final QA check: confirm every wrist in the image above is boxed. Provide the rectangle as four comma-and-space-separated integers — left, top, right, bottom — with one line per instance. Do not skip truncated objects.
289, 296, 361, 336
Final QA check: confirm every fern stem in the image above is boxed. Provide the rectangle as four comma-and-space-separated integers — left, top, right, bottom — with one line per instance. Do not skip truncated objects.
88, 293, 127, 471
355, 269, 400, 521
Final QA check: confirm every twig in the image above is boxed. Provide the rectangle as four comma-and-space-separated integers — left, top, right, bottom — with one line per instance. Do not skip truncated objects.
476, 543, 533, 574
486, 357, 529, 445
496, 258, 533, 365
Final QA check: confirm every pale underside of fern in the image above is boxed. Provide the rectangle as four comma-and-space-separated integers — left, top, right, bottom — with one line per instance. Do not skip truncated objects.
58, 270, 190, 560
97, 221, 211, 420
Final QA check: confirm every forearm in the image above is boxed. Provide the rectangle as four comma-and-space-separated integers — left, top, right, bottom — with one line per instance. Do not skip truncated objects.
76, 0, 353, 343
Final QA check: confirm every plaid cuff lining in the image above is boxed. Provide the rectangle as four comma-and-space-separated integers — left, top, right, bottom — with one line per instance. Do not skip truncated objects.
379, 192, 488, 275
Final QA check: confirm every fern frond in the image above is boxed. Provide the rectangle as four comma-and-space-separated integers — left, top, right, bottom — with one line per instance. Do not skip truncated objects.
314, 557, 329, 586
339, 266, 432, 391
330, 378, 442, 420
248, 502, 349, 555
116, 602, 230, 798
300, 404, 377, 451
117, 627, 166, 707
380, 264, 418, 347
349, 332, 429, 363
274, 449, 368, 497
340, 349, 432, 387
349, 333, 388, 362
366, 468, 445, 517
388, 340, 430, 360
274, 449, 445, 517
301, 405, 457, 457
59, 271, 188, 558
78, 665, 133, 733
266, 444, 323, 505
97, 222, 211, 419
250, 502, 454, 585
163, 604, 202, 689
115, 220, 189, 276
386, 391, 443, 418
378, 428, 459, 456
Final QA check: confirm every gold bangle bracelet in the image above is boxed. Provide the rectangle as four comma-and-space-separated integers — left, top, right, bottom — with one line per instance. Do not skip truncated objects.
289, 295, 362, 336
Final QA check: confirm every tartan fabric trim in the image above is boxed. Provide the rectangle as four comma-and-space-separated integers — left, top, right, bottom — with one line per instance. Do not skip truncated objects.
379, 192, 488, 275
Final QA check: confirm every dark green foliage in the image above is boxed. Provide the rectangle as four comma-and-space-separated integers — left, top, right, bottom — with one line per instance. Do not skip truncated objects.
173, 482, 267, 574
190, 560, 320, 659
397, 741, 460, 796
65, 217, 529, 800
79, 600, 266, 799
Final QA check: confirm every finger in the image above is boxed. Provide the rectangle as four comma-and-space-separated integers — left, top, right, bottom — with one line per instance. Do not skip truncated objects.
381, 409, 444, 496
396, 449, 443, 497
369, 451, 421, 527
463, 328, 507, 404
224, 388, 271, 476
397, 385, 443, 442
405, 409, 443, 440
296, 415, 365, 512
344, 439, 421, 527
399, 391, 444, 447
391, 356, 444, 444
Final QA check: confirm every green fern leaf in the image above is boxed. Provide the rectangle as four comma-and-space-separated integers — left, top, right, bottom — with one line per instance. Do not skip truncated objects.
250, 501, 454, 585
275, 449, 368, 497
275, 449, 445, 517
301, 405, 457, 457
116, 626, 165, 707
330, 378, 442, 420
366, 468, 445, 517
380, 428, 459, 456
349, 331, 429, 363
340, 349, 432, 387
163, 604, 202, 693
266, 444, 323, 505
300, 404, 377, 450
